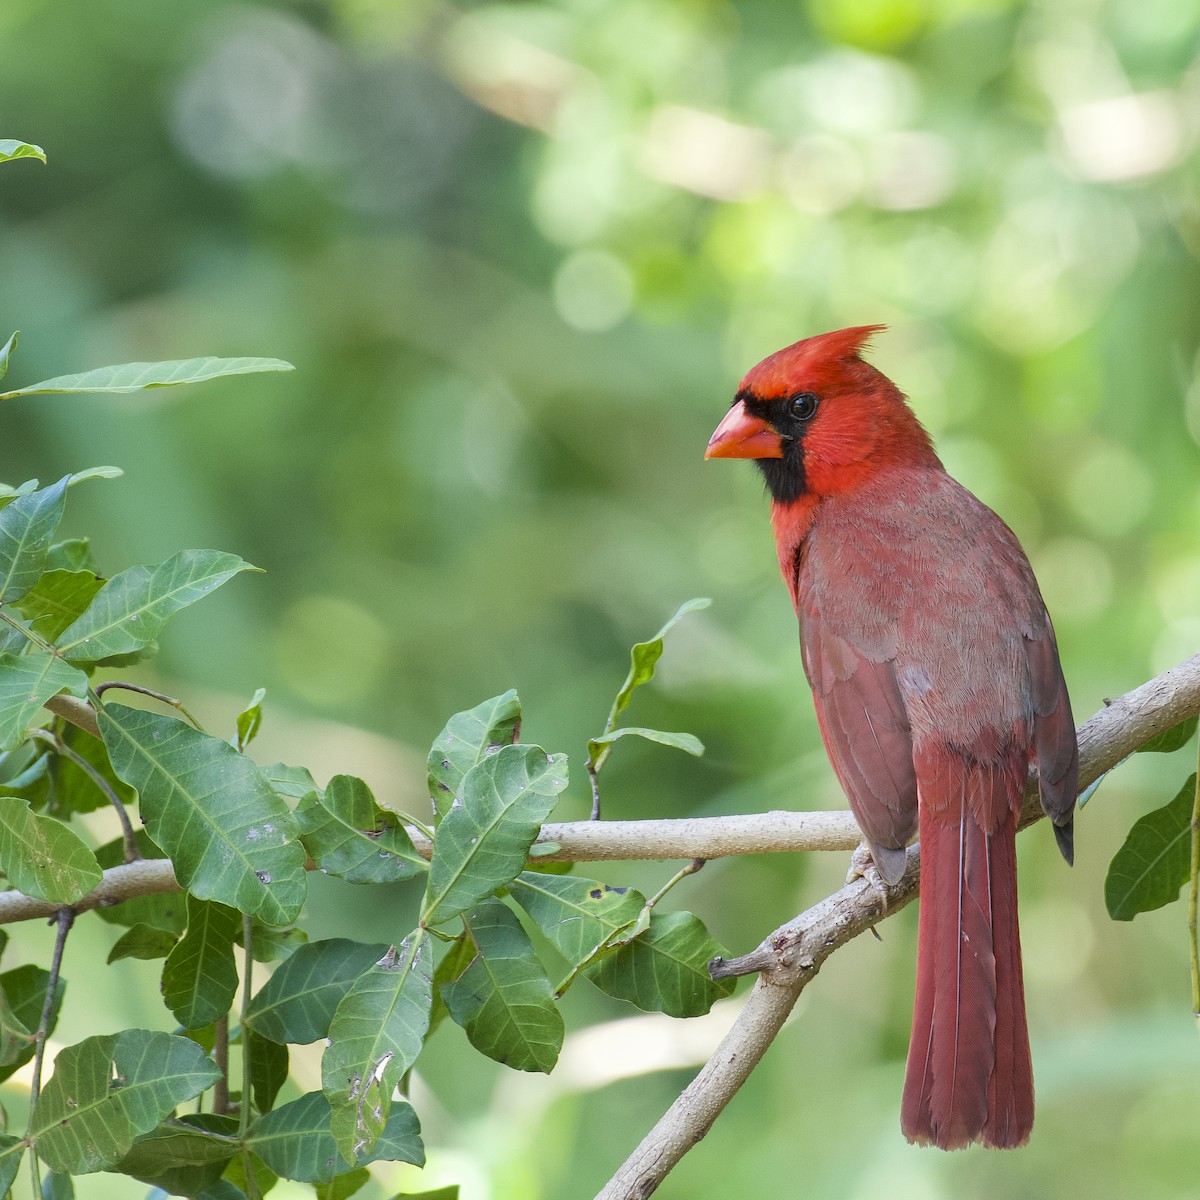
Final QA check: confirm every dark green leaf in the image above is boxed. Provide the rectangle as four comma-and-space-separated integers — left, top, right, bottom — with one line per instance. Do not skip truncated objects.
31, 1030, 222, 1173
246, 1028, 290, 1113
44, 721, 136, 818
0, 796, 102, 902
114, 1113, 239, 1196
0, 475, 69, 603
107, 924, 179, 964
323, 935, 432, 1161
1136, 716, 1198, 755
237, 688, 266, 752
427, 690, 521, 811
0, 964, 65, 1082
240, 919, 307, 963
0, 356, 294, 400
422, 744, 568, 927
0, 141, 46, 164
245, 938, 389, 1045
44, 538, 97, 573
15, 569, 104, 641
605, 598, 710, 727
0, 976, 33, 1065
509, 872, 645, 965
298, 774, 424, 884
100, 705, 307, 925
42, 1170, 74, 1200
428, 932, 475, 1039
58, 550, 258, 665
584, 910, 735, 1017
0, 1135, 22, 1193
442, 898, 563, 1073
1105, 774, 1195, 920
0, 650, 88, 751
162, 897, 241, 1028
246, 1091, 423, 1182
93, 831, 185, 932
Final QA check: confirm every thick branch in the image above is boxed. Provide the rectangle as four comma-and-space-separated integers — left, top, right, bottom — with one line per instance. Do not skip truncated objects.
597, 652, 1200, 1199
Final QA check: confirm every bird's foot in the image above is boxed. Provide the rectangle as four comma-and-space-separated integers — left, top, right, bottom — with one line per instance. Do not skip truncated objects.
846, 842, 890, 915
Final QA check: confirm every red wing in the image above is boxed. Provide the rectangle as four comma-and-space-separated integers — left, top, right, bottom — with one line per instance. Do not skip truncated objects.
1025, 631, 1078, 863
801, 606, 917, 884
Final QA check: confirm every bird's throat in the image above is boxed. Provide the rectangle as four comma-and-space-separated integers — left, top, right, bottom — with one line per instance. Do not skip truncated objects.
770, 494, 819, 612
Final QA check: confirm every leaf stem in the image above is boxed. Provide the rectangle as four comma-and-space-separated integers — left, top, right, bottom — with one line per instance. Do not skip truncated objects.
0, 607, 56, 654
93, 681, 205, 730
31, 728, 139, 862
213, 1015, 230, 1115
240, 914, 254, 1138
644, 857, 706, 911
1190, 746, 1199, 1033
26, 907, 74, 1196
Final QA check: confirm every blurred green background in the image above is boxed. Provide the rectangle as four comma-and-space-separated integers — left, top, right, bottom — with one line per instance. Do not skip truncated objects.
2, 0, 1200, 1196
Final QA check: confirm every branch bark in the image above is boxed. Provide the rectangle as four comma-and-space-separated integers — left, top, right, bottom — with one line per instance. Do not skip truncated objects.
596, 651, 1200, 1200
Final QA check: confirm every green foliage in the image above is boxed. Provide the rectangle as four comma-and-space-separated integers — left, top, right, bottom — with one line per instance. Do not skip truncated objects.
0, 141, 45, 164
1106, 775, 1195, 921
0, 356, 293, 400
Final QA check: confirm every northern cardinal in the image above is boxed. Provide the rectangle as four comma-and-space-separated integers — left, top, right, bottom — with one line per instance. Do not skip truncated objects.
705, 326, 1077, 1149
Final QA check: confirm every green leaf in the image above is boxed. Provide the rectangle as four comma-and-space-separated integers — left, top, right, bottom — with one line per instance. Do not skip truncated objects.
587, 726, 704, 767
44, 721, 136, 818
240, 919, 307, 963
246, 1027, 289, 1113
42, 1170, 75, 1199
584, 910, 734, 1017
0, 1135, 23, 1192
0, 332, 16, 382
263, 761, 320, 800
422, 745, 568, 927
0, 475, 69, 603
92, 831, 185, 932
31, 1030, 223, 1173
44, 538, 97, 573
0, 963, 65, 1082
427, 932, 474, 1039
1136, 716, 1198, 755
1105, 774, 1195, 920
509, 872, 645, 965
322, 935, 432, 1161
0, 140, 46, 164
427, 689, 522, 813
394, 1189, 460, 1200
245, 938, 390, 1045
99, 705, 307, 924
441, 898, 563, 1073
0, 796, 102, 902
317, 1167, 370, 1199
162, 897, 241, 1028
0, 977, 33, 1065
605, 598, 710, 728
57, 549, 259, 665
0, 356, 295, 400
298, 774, 425, 884
113, 1114, 239, 1196
107, 923, 180, 964
0, 650, 88, 750
16, 569, 105, 641
237, 687, 266, 751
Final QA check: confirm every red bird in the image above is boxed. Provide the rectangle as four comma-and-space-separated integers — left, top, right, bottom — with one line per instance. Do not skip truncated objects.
706, 326, 1077, 1149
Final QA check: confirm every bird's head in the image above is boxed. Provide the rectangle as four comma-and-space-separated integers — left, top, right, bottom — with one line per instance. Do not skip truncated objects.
705, 325, 939, 504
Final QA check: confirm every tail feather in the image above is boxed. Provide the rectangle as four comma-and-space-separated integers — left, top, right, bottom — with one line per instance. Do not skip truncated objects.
901, 794, 1032, 1149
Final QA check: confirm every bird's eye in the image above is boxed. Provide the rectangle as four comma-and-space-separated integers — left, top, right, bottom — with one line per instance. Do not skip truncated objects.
789, 392, 819, 421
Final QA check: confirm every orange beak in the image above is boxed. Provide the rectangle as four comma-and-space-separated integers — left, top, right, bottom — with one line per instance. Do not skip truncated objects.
705, 400, 784, 460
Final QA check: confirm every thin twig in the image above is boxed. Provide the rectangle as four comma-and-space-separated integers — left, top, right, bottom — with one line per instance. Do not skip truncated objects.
240, 914, 254, 1136
26, 908, 75, 1197
32, 729, 139, 862
93, 681, 204, 730
213, 1016, 230, 1116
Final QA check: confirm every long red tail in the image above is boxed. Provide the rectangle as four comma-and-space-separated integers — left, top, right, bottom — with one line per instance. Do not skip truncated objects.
900, 798, 1033, 1149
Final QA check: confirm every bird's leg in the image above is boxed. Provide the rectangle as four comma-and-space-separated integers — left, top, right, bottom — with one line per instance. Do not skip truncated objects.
846, 842, 890, 918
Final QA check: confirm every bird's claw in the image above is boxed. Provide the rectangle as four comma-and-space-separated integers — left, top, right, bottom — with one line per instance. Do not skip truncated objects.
846, 843, 890, 915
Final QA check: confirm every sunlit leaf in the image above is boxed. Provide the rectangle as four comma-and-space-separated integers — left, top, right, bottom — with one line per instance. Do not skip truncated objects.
14, 569, 104, 641
1105, 774, 1195, 921
298, 774, 425, 884
509, 872, 645, 965
0, 332, 16, 382
0, 650, 88, 750
31, 1030, 222, 1173
1136, 716, 1198, 755
441, 898, 563, 1072
323, 936, 432, 1161
236, 687, 266, 751
57, 550, 258, 665
422, 744, 568, 927
0, 140, 46, 164
246, 1090, 423, 1182
263, 761, 320, 800
427, 689, 521, 812
245, 938, 389, 1045
0, 475, 69, 603
99, 705, 307, 924
0, 356, 294, 400
0, 796, 102, 902
584, 910, 734, 1017
587, 726, 704, 768
162, 897, 240, 1029
106, 924, 180, 964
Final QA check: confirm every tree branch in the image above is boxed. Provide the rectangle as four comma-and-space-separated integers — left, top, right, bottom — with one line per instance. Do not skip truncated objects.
596, 651, 1200, 1200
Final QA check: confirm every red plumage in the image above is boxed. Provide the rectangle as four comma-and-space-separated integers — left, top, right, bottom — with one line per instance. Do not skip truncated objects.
707, 326, 1076, 1149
